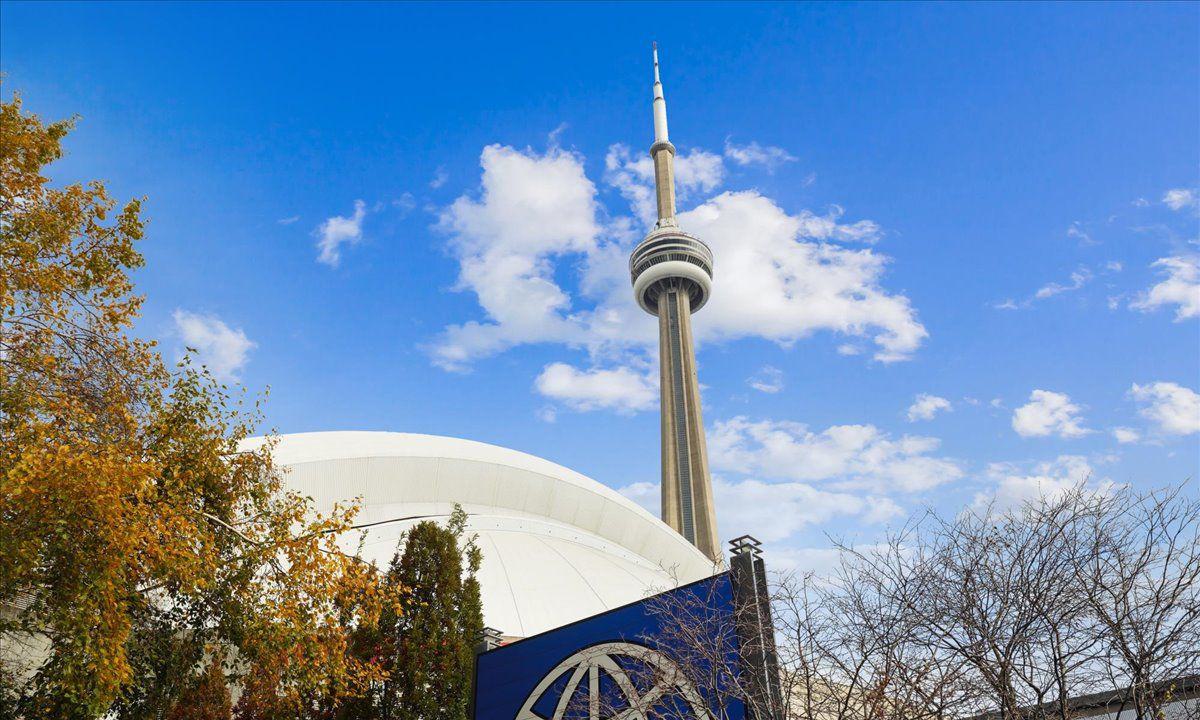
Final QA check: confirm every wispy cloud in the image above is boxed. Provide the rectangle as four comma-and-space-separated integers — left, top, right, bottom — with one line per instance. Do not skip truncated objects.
1130, 255, 1199, 321
1110, 427, 1141, 444
392, 192, 417, 215
995, 261, 1122, 310
315, 200, 367, 267
747, 365, 784, 394
1034, 267, 1093, 300
1163, 187, 1197, 211
1066, 221, 1097, 246
723, 139, 797, 172
906, 393, 952, 422
172, 309, 255, 381
430, 166, 449, 189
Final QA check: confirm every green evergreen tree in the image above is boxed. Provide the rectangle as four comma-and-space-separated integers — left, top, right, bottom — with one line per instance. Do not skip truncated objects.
378, 505, 482, 720
458, 542, 484, 713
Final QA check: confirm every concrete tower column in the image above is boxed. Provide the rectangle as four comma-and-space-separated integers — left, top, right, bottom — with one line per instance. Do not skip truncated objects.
657, 287, 720, 560
630, 45, 720, 562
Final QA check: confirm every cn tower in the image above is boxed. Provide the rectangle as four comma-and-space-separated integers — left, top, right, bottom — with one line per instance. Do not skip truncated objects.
629, 45, 720, 562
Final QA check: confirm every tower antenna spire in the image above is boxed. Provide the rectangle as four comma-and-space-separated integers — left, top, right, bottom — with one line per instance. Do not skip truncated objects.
651, 42, 670, 148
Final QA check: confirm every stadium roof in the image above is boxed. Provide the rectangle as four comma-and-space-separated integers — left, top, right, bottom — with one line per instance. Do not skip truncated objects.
243, 431, 714, 638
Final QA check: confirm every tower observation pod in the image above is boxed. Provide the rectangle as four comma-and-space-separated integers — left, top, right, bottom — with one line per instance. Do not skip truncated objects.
629, 45, 720, 562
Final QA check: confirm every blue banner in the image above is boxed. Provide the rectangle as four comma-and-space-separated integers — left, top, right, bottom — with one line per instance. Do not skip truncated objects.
474, 572, 746, 720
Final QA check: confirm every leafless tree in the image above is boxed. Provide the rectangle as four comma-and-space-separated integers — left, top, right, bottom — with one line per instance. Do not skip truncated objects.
889, 491, 1102, 718
615, 483, 1198, 720
640, 574, 757, 720
771, 567, 972, 720
1071, 485, 1200, 719
563, 572, 771, 720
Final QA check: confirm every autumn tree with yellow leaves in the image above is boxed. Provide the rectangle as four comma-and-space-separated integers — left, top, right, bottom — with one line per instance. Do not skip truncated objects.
0, 91, 390, 718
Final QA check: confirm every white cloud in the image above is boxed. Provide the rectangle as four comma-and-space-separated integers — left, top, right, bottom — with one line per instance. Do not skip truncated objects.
723, 140, 797, 172
712, 478, 878, 542
277, 215, 300, 225
534, 362, 656, 414
392, 193, 417, 214
618, 476, 900, 544
1163, 188, 1197, 211
792, 205, 882, 244
1111, 426, 1141, 444
975, 455, 1110, 512
1066, 222, 1096, 246
680, 192, 922, 361
755, 546, 846, 575
1130, 255, 1200, 321
315, 200, 367, 267
708, 416, 963, 493
673, 151, 726, 195
906, 394, 952, 422
430, 144, 602, 370
430, 165, 449, 189
861, 495, 906, 525
747, 365, 784, 394
997, 262, 1122, 310
604, 143, 725, 227
172, 310, 255, 381
603, 146, 658, 228
1012, 390, 1091, 438
430, 143, 927, 371
617, 481, 660, 514
1130, 381, 1200, 436
1034, 268, 1092, 300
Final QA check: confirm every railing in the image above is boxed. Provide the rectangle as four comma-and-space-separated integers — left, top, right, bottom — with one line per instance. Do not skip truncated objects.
629, 233, 714, 282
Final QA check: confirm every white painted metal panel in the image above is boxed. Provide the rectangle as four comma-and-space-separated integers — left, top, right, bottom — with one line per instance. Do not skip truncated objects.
242, 432, 713, 638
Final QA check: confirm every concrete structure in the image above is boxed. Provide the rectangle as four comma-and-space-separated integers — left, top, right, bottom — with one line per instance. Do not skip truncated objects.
246, 431, 713, 639
629, 45, 720, 561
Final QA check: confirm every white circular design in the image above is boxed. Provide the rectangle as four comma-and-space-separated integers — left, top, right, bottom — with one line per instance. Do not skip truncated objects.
517, 641, 713, 720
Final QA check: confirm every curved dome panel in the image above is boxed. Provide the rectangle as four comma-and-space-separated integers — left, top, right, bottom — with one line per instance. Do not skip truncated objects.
243, 432, 713, 638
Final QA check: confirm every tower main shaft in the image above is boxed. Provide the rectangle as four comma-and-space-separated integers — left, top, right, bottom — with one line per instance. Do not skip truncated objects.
630, 46, 720, 562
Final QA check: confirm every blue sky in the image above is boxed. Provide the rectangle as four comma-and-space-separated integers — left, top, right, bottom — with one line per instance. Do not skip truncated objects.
4, 1, 1198, 569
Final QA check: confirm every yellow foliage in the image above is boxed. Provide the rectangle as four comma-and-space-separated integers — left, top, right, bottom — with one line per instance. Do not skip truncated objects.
0, 89, 389, 717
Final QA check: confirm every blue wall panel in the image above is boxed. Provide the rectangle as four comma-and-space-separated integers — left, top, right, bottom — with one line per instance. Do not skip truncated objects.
474, 572, 745, 720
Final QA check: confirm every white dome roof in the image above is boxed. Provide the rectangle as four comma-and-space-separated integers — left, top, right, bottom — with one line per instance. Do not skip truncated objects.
247, 432, 713, 638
